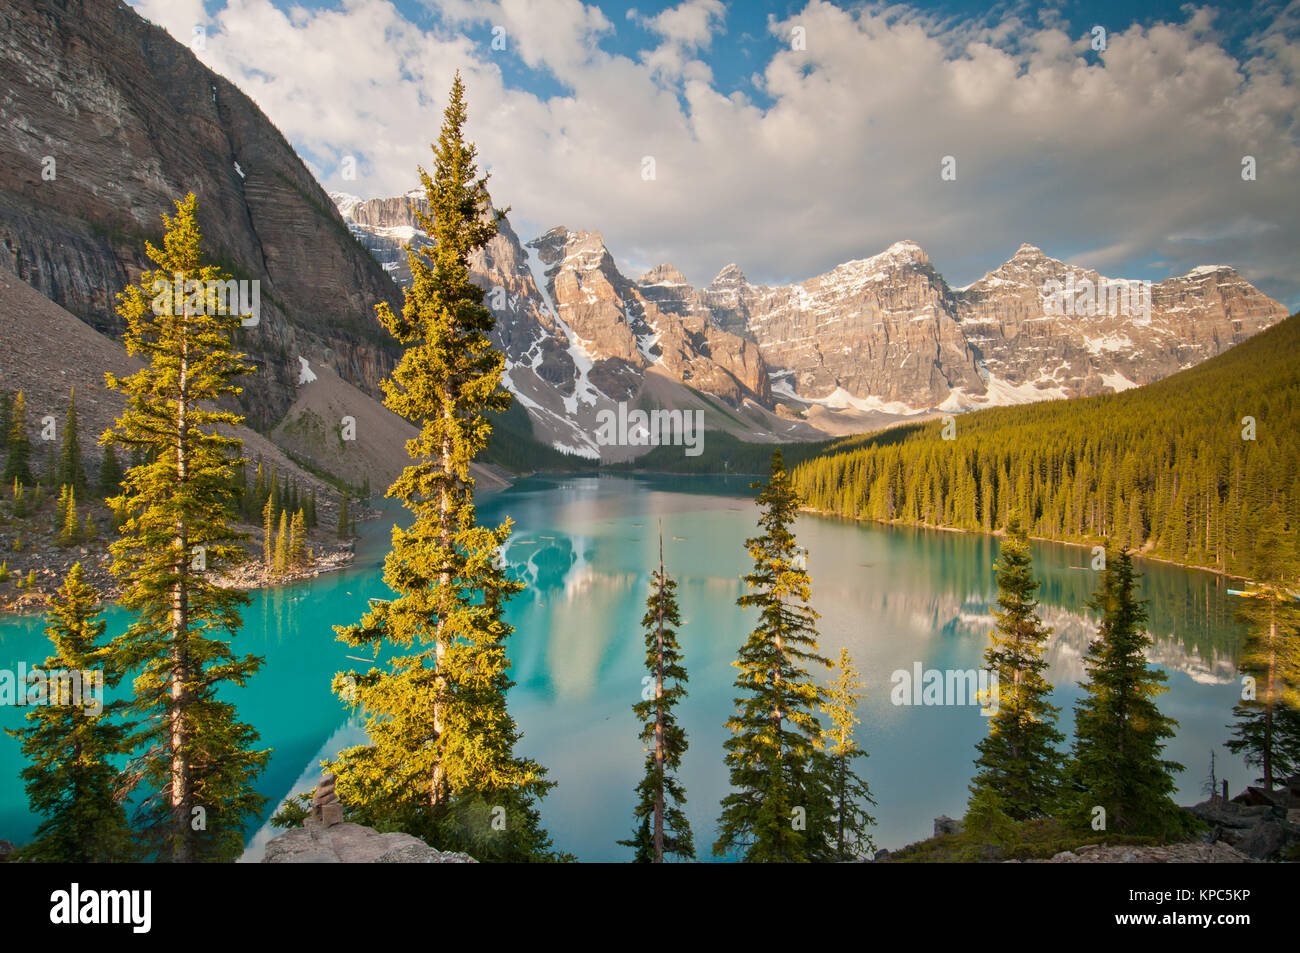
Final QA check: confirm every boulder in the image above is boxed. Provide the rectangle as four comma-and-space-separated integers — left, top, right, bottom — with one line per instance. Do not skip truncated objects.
262, 821, 476, 864
934, 815, 964, 837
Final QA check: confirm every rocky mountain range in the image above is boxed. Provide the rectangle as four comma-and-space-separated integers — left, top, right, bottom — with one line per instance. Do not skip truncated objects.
336, 191, 1288, 457
0, 0, 1288, 471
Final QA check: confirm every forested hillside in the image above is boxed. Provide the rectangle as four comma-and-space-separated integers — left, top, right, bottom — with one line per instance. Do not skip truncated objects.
793, 312, 1300, 578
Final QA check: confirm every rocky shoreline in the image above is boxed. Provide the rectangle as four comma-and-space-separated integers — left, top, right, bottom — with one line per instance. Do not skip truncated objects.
0, 511, 367, 617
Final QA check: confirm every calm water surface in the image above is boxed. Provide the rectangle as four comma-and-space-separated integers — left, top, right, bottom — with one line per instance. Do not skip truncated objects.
0, 474, 1249, 860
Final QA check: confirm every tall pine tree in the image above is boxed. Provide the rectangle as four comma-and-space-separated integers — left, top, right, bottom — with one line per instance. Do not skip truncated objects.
1226, 508, 1300, 790
3, 389, 32, 486
715, 450, 832, 862
619, 522, 693, 862
1068, 547, 1187, 838
968, 513, 1065, 821
58, 388, 86, 493
326, 74, 558, 860
104, 192, 269, 862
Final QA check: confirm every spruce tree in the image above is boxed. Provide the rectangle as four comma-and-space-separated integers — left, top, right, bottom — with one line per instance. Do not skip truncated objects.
968, 514, 1065, 821
59, 486, 80, 547
819, 647, 876, 860
326, 74, 558, 860
715, 450, 832, 862
99, 443, 124, 499
6, 564, 136, 862
619, 523, 693, 862
262, 496, 275, 569
337, 492, 349, 539
307, 488, 318, 529
58, 388, 86, 493
1226, 509, 1300, 790
103, 192, 268, 862
1068, 547, 1187, 838
3, 390, 33, 486
274, 509, 289, 575
289, 509, 306, 568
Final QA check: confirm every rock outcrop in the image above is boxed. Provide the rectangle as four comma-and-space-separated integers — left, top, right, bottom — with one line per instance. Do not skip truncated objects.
262, 823, 477, 864
262, 774, 476, 864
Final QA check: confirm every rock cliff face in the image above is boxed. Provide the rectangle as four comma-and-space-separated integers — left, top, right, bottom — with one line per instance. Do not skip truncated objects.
0, 0, 402, 428
336, 198, 782, 457
339, 187, 1288, 452
707, 240, 1287, 413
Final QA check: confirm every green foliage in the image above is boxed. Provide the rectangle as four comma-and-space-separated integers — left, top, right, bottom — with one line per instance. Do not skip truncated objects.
818, 647, 877, 859
968, 513, 1065, 820
58, 389, 86, 494
289, 509, 306, 568
6, 564, 137, 862
618, 527, 694, 861
1067, 548, 1189, 839
793, 312, 1300, 575
99, 443, 124, 499
3, 390, 33, 486
1224, 507, 1300, 789
715, 450, 833, 861
327, 75, 557, 861
104, 192, 269, 862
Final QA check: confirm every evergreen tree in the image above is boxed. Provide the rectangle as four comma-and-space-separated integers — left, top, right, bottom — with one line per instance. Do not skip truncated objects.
274, 509, 289, 575
819, 647, 876, 860
1226, 509, 1300, 789
3, 390, 33, 486
289, 509, 306, 568
337, 492, 349, 539
307, 488, 318, 529
968, 514, 1065, 821
326, 75, 558, 860
618, 523, 693, 862
262, 496, 275, 569
59, 486, 80, 547
58, 388, 86, 493
1068, 547, 1187, 838
6, 564, 136, 862
99, 443, 124, 499
103, 192, 268, 862
715, 450, 832, 862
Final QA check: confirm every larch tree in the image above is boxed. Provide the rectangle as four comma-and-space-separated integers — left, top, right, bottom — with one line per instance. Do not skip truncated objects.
968, 513, 1065, 821
326, 74, 558, 861
1226, 507, 1300, 790
1068, 547, 1187, 838
819, 647, 876, 860
7, 563, 136, 862
715, 450, 833, 862
619, 522, 694, 862
104, 192, 269, 862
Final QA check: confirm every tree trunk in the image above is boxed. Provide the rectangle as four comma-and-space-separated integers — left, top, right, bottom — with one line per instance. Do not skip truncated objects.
171, 336, 192, 863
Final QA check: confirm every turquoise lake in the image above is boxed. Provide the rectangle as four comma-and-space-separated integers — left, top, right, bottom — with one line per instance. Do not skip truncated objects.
0, 473, 1252, 861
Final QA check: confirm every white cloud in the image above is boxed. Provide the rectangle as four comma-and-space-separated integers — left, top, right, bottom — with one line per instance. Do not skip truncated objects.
128, 0, 1300, 307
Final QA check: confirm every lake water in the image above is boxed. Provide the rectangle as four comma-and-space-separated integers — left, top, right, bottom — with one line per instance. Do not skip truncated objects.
0, 474, 1251, 861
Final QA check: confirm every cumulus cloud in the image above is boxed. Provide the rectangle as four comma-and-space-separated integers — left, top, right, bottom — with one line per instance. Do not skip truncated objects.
129, 0, 1300, 306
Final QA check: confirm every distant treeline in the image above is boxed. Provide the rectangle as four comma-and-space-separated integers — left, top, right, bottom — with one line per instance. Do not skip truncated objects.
790, 313, 1300, 579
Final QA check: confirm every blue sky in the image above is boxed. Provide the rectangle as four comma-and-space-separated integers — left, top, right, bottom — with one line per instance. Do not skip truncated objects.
134, 0, 1300, 306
